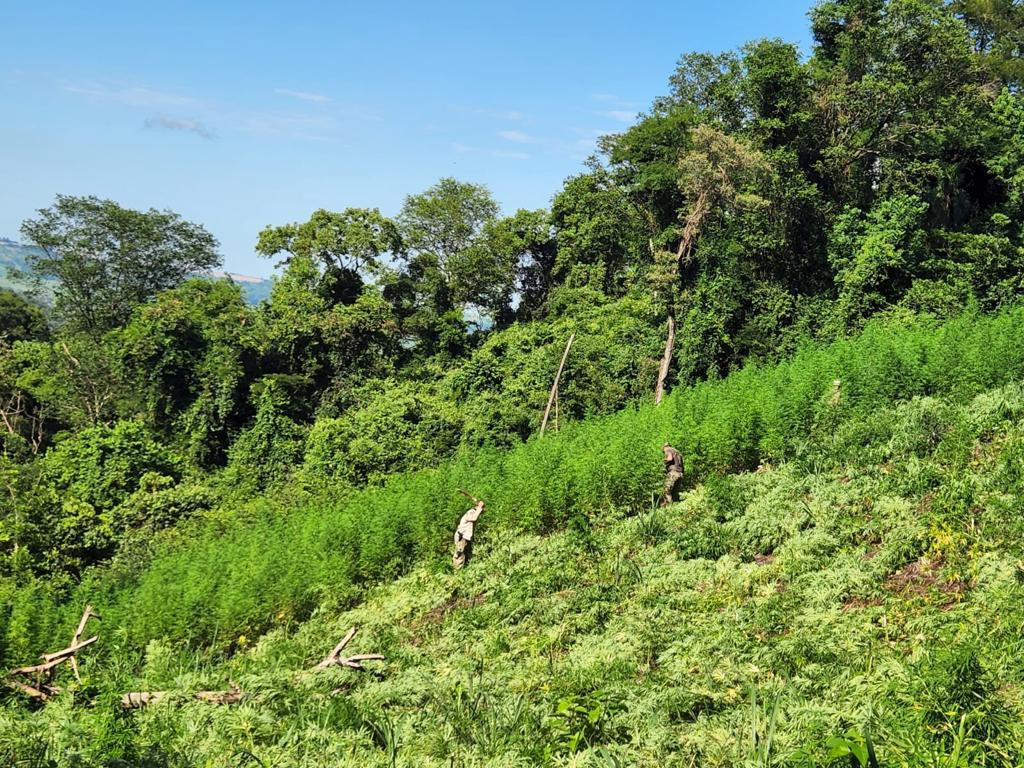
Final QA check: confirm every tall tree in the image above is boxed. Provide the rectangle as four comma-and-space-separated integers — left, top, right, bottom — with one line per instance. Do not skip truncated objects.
256, 208, 401, 305
20, 195, 221, 333
549, 168, 647, 298
397, 178, 501, 314
655, 126, 770, 403
953, 0, 1024, 86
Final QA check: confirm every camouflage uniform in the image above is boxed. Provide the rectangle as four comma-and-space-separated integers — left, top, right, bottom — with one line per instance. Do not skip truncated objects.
661, 444, 683, 506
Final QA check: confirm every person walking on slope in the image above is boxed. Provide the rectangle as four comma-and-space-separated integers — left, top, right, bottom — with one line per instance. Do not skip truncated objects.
661, 443, 683, 506
453, 492, 485, 570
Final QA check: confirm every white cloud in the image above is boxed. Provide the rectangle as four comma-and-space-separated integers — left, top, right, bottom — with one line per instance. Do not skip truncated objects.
457, 106, 527, 121
60, 77, 357, 141
64, 81, 196, 108
497, 129, 530, 143
603, 110, 636, 123
274, 88, 332, 103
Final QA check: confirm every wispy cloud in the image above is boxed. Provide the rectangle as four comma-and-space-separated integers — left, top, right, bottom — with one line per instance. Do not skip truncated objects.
237, 111, 339, 140
497, 129, 531, 143
453, 142, 530, 160
144, 114, 215, 139
64, 81, 196, 108
457, 106, 527, 122
274, 88, 331, 103
59, 77, 366, 141
603, 110, 636, 123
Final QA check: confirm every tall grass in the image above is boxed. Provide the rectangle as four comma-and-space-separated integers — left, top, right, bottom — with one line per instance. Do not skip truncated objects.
5, 307, 1024, 663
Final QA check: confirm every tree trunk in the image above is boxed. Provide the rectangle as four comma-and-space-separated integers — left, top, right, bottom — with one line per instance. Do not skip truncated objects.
654, 309, 676, 406
540, 333, 576, 435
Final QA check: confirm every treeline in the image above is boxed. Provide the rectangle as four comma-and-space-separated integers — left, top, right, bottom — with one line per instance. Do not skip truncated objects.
1, 0, 1023, 587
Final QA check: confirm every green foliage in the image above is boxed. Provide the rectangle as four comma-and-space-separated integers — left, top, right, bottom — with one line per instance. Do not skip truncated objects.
256, 207, 400, 305
828, 195, 929, 330
19, 195, 221, 333
4, 2, 1024, 762
6, 307, 1024, 657
0, 290, 47, 344
396, 177, 503, 315
550, 168, 647, 297
30, 421, 181, 572
41, 421, 180, 514
120, 279, 259, 466
446, 289, 662, 447
225, 379, 307, 492
11, 333, 125, 430
301, 380, 460, 487
6, 310, 1024, 763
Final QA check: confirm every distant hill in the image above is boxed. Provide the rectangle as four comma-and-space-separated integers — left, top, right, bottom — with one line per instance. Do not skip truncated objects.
0, 240, 273, 306
0, 240, 53, 304
204, 270, 274, 304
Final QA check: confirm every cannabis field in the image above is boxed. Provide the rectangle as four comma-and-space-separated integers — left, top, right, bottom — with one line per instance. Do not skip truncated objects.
3, 308, 1024, 765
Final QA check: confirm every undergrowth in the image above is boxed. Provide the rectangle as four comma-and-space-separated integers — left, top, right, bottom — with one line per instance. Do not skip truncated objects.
3, 309, 1024, 764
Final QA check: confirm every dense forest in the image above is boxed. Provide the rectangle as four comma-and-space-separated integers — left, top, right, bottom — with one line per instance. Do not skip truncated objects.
3, 0, 1023, 585
3, 0, 1024, 764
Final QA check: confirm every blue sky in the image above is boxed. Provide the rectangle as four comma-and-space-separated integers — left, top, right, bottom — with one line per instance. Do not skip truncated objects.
1, 0, 813, 277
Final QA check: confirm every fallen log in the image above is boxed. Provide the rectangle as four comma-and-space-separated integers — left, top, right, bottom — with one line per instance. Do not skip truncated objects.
6, 679, 58, 701
121, 684, 243, 710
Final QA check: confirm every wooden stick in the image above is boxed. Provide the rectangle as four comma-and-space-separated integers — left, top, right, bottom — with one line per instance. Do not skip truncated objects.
9, 657, 68, 678
554, 384, 558, 433
654, 311, 676, 405
337, 654, 386, 670
39, 635, 98, 664
71, 605, 98, 645
6, 605, 100, 696
7, 679, 52, 700
316, 627, 358, 670
313, 628, 384, 672
68, 605, 98, 683
456, 489, 480, 504
540, 333, 575, 435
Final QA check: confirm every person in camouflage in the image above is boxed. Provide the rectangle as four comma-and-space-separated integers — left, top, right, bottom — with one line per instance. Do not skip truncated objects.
453, 495, 485, 569
661, 443, 683, 506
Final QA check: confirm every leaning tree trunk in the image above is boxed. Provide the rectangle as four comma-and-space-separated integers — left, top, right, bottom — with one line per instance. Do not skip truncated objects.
540, 333, 576, 435
654, 308, 676, 406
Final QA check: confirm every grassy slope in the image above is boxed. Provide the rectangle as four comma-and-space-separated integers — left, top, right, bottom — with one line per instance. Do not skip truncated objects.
6, 379, 1024, 765
10, 307, 1024, 668
5, 310, 1024, 765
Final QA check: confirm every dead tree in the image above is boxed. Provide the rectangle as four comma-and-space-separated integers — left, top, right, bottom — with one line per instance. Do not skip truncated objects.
6, 605, 99, 701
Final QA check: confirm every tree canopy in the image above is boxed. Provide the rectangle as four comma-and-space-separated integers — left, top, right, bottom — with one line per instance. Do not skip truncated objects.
20, 195, 221, 334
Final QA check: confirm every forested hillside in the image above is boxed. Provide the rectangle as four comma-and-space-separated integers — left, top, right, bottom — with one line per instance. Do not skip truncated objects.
2, 0, 1024, 764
